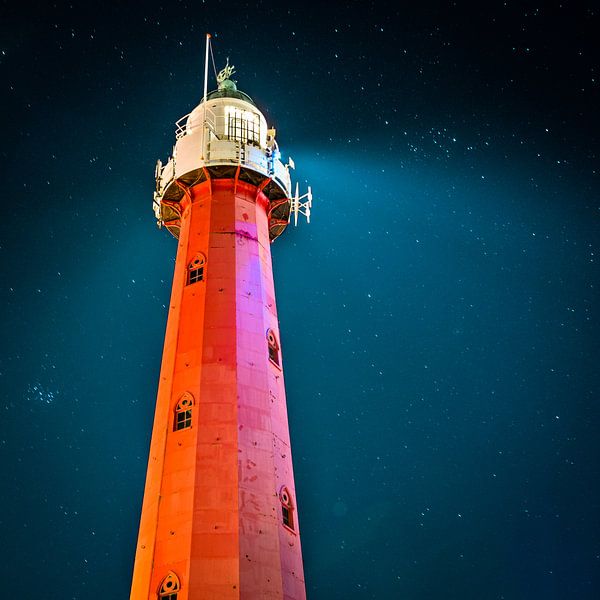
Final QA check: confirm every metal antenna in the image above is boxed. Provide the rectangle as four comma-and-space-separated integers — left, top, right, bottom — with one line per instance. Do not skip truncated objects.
291, 182, 312, 226
201, 33, 211, 160
203, 33, 211, 102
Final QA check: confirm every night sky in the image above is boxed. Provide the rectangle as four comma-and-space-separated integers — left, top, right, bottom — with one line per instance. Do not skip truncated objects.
1, 2, 599, 598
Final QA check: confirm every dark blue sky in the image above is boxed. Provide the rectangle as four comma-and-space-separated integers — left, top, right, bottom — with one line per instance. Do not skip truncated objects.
1, 2, 598, 598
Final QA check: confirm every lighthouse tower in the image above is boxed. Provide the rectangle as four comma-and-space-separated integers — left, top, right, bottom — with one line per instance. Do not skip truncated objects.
130, 44, 311, 600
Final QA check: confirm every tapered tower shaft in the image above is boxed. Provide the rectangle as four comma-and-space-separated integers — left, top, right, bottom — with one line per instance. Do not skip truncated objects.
131, 175, 305, 599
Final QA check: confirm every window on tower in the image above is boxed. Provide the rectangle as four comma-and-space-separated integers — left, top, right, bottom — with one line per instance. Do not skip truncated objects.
267, 329, 280, 367
174, 393, 194, 432
279, 487, 295, 532
158, 571, 180, 599
187, 253, 206, 285
225, 106, 261, 146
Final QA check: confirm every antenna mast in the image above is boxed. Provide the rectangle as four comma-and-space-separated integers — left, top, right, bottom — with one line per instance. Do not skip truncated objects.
291, 182, 312, 225
201, 33, 211, 159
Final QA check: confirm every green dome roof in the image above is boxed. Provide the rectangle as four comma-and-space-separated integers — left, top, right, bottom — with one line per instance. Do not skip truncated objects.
205, 87, 256, 106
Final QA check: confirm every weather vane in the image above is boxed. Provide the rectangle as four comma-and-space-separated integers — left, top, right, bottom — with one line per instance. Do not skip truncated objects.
216, 58, 236, 84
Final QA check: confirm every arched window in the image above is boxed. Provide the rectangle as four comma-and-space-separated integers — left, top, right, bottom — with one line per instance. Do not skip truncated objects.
279, 486, 295, 531
187, 253, 206, 285
158, 571, 180, 599
174, 392, 194, 431
267, 329, 280, 367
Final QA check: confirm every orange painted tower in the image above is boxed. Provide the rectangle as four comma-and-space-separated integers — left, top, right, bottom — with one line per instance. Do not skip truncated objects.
130, 39, 312, 600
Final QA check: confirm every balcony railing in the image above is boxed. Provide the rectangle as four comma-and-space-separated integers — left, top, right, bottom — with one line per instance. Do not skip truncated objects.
174, 108, 261, 147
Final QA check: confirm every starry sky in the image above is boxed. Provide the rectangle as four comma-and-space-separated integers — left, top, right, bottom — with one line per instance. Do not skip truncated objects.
1, 1, 599, 598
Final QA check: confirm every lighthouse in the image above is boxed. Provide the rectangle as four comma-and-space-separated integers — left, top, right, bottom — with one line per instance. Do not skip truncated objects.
130, 37, 311, 600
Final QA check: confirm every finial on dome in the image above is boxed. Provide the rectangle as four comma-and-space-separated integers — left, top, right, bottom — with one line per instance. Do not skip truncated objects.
217, 58, 237, 91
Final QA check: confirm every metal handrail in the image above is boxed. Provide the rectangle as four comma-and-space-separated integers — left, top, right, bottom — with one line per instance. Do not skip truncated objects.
174, 114, 190, 139
175, 107, 218, 139
174, 108, 261, 147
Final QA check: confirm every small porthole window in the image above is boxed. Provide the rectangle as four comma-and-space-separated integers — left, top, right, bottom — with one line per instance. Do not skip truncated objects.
279, 486, 295, 531
187, 253, 206, 285
267, 329, 280, 367
158, 571, 180, 599
174, 392, 194, 431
